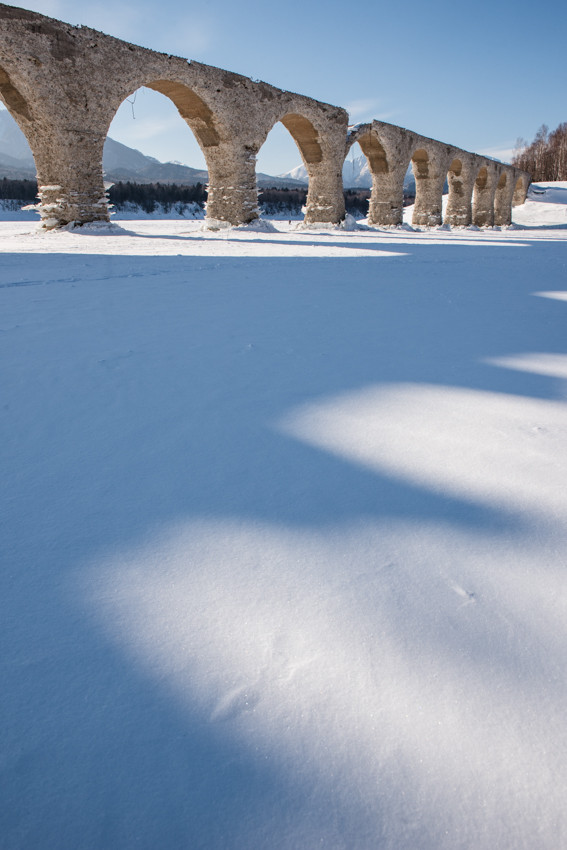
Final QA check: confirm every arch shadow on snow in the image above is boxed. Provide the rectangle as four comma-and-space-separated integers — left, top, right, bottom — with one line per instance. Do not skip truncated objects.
1, 238, 567, 847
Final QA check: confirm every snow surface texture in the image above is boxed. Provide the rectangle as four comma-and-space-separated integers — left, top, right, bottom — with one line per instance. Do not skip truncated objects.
1, 185, 567, 850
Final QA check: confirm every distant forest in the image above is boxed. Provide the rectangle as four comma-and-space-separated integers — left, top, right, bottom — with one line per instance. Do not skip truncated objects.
512, 122, 567, 181
0, 178, 415, 215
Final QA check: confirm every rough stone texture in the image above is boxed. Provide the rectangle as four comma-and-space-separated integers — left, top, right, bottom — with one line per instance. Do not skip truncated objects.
512, 173, 531, 207
348, 120, 531, 229
0, 4, 348, 227
0, 4, 530, 229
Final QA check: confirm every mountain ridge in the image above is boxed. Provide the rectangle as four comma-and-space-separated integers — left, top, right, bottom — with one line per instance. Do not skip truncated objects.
0, 109, 307, 189
279, 153, 416, 192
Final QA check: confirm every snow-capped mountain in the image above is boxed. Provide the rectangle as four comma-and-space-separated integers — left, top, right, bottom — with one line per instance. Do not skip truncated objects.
280, 153, 416, 193
278, 157, 372, 188
0, 109, 305, 188
0, 108, 416, 192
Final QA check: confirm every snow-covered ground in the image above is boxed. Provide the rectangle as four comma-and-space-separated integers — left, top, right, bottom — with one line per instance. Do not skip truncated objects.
2, 185, 567, 849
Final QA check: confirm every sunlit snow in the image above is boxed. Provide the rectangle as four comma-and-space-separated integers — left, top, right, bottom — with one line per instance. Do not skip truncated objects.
1, 184, 567, 849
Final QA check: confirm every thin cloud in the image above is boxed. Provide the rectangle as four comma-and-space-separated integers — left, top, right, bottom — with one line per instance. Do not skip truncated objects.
345, 98, 398, 124
478, 146, 516, 164
345, 98, 382, 120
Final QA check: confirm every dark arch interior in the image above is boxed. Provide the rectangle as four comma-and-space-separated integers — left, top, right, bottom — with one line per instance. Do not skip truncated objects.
146, 80, 219, 148
449, 158, 462, 176
279, 113, 322, 164
411, 148, 429, 178
475, 167, 488, 189
0, 66, 31, 121
356, 132, 389, 174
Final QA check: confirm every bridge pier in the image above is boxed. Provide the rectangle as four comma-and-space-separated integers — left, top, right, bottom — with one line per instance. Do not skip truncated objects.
412, 152, 448, 227
444, 158, 475, 227
493, 171, 516, 226
303, 164, 345, 225
472, 164, 498, 227
30, 130, 109, 229
366, 169, 406, 226
512, 173, 530, 207
204, 144, 259, 226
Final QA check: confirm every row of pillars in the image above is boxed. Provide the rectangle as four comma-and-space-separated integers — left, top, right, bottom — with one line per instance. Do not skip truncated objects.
35, 148, 527, 231
360, 139, 529, 229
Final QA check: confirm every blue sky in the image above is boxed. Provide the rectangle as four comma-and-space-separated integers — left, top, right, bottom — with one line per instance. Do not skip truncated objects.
7, 0, 567, 174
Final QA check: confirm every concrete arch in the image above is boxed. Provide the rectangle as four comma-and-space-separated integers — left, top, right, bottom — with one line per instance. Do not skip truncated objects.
347, 122, 411, 226
279, 113, 323, 164
256, 111, 324, 174
101, 75, 238, 226
255, 113, 323, 223
0, 64, 32, 122
512, 173, 531, 206
410, 144, 453, 226
0, 4, 348, 227
145, 82, 220, 148
255, 105, 346, 225
349, 120, 529, 231
0, 61, 38, 165
355, 131, 392, 224
0, 61, 85, 228
355, 131, 389, 174
101, 74, 224, 155
0, 4, 531, 230
102, 82, 225, 223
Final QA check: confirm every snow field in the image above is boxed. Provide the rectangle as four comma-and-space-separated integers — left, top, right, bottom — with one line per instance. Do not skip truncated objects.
1, 185, 567, 849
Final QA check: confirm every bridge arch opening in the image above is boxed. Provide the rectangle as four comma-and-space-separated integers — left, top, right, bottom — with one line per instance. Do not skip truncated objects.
355, 133, 389, 175
105, 84, 217, 219
344, 134, 386, 220
255, 113, 323, 222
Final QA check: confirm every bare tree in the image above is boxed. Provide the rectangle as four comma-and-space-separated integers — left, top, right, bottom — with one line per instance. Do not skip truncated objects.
512, 121, 567, 181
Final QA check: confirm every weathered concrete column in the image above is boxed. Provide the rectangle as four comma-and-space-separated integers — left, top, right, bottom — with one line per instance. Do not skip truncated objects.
348, 122, 418, 227
493, 171, 516, 226
444, 158, 475, 227
303, 162, 345, 224
412, 150, 448, 227
512, 173, 531, 206
367, 168, 406, 225
204, 143, 259, 226
29, 128, 109, 228
472, 165, 498, 226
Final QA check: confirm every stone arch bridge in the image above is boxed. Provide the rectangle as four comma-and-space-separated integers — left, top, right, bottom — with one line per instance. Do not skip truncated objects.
0, 4, 530, 229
